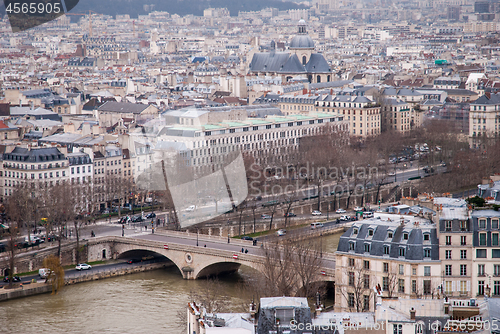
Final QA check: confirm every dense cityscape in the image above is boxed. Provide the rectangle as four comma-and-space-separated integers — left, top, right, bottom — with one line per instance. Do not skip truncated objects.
1, 0, 500, 333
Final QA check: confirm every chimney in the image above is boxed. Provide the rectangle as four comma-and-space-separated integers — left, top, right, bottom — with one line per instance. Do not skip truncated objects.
410, 308, 416, 320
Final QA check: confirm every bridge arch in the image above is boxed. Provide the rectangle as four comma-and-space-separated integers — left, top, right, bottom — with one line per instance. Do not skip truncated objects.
193, 257, 263, 279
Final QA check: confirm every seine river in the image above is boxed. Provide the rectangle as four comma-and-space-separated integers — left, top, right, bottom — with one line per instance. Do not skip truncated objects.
0, 233, 342, 334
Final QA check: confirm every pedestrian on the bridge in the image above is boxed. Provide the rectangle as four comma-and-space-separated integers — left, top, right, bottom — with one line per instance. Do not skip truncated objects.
20, 283, 23, 290
245, 249, 248, 254
145, 225, 147, 231
204, 244, 206, 247
241, 247, 244, 253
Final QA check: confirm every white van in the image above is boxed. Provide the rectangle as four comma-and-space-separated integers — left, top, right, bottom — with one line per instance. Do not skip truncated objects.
39, 268, 51, 278
310, 222, 324, 229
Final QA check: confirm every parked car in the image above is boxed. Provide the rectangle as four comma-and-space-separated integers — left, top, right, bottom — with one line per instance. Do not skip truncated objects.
261, 214, 272, 219
75, 263, 92, 271
146, 213, 156, 219
354, 206, 364, 212
312, 210, 322, 216
284, 212, 296, 217
3, 276, 21, 282
335, 208, 346, 214
241, 236, 253, 241
276, 229, 287, 236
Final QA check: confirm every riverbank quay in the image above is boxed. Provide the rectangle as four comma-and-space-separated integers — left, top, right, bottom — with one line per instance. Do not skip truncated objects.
0, 260, 172, 302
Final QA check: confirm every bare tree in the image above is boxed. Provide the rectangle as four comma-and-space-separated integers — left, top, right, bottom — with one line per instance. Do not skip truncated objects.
385, 264, 399, 298
339, 262, 373, 312
257, 238, 325, 298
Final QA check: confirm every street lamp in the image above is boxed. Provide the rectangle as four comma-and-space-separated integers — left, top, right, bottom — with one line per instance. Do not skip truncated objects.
227, 219, 230, 244
196, 228, 199, 246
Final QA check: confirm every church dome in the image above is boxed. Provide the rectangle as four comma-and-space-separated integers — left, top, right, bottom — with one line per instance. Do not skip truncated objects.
289, 20, 314, 49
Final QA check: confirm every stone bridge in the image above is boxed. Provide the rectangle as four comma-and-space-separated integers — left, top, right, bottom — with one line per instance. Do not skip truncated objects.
86, 235, 336, 283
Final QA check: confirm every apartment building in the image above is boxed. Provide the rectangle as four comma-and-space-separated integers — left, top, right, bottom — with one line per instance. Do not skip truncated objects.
154, 111, 347, 175
279, 93, 380, 137
438, 207, 474, 298
469, 92, 500, 147
335, 216, 441, 312
471, 210, 500, 298
314, 94, 381, 137
0, 147, 93, 201
382, 99, 420, 134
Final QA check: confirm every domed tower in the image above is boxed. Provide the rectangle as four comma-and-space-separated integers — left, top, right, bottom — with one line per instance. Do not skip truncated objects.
289, 20, 315, 66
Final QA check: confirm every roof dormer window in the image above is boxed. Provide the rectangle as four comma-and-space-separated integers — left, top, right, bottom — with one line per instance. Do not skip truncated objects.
403, 232, 409, 240
353, 228, 358, 235
423, 233, 430, 241
387, 231, 393, 239
368, 229, 373, 236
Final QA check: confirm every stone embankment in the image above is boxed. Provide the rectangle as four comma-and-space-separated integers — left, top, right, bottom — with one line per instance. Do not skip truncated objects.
0, 261, 172, 302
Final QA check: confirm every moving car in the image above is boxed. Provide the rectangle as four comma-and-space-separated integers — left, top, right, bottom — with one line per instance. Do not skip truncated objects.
312, 210, 322, 216
127, 259, 140, 264
354, 207, 364, 212
261, 214, 272, 219
146, 212, 156, 219
276, 229, 287, 236
388, 171, 396, 176
340, 215, 351, 221
335, 208, 346, 214
131, 215, 144, 222
3, 276, 21, 282
76, 263, 92, 271
363, 211, 374, 218
284, 212, 296, 217
185, 205, 196, 212
39, 268, 51, 278
241, 236, 254, 241
310, 222, 324, 229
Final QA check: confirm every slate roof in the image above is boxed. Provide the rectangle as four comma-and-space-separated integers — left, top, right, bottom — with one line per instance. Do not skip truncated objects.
249, 51, 330, 74
281, 54, 306, 73
472, 93, 500, 105
98, 101, 152, 114
249, 52, 291, 73
3, 147, 65, 162
337, 220, 439, 261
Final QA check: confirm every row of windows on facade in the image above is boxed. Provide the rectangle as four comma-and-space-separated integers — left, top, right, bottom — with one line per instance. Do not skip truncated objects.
444, 263, 500, 276
471, 118, 500, 124
3, 162, 65, 169
353, 227, 432, 241
94, 160, 126, 167
445, 233, 500, 246
442, 280, 500, 296
472, 105, 499, 111
3, 177, 89, 191
203, 119, 336, 136
348, 242, 432, 257
3, 170, 66, 180
204, 127, 328, 145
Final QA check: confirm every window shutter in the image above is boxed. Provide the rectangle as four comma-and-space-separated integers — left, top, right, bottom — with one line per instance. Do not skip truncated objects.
452, 281, 456, 292
467, 281, 471, 292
